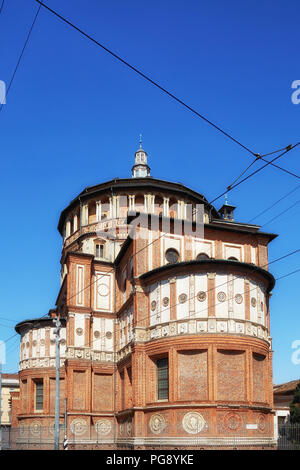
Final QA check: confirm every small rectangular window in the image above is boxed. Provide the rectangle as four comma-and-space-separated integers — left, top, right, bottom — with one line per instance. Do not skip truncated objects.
35, 380, 43, 411
95, 244, 104, 258
157, 358, 169, 400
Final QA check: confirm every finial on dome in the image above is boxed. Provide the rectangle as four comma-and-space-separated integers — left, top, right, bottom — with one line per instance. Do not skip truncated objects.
132, 137, 151, 178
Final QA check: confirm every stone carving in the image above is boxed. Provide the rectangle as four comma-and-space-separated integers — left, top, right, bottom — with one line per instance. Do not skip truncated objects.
97, 283, 109, 296
96, 419, 111, 435
258, 414, 266, 432
151, 300, 157, 311
119, 422, 124, 436
251, 297, 257, 307
235, 294, 243, 304
106, 331, 112, 339
30, 420, 41, 436
217, 291, 226, 302
149, 414, 166, 434
182, 412, 206, 434
76, 327, 83, 336
126, 421, 132, 436
197, 291, 206, 302
70, 418, 88, 435
178, 293, 188, 304
224, 412, 242, 432
162, 297, 169, 307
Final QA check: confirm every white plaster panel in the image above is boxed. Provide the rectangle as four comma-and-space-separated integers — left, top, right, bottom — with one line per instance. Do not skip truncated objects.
74, 314, 85, 347
176, 275, 190, 320
93, 317, 101, 350
32, 329, 37, 358
215, 273, 228, 318
195, 273, 208, 318
233, 276, 245, 320
193, 239, 214, 258
105, 318, 114, 351
149, 283, 159, 326
95, 271, 113, 312
160, 279, 170, 323
249, 280, 258, 323
224, 243, 243, 261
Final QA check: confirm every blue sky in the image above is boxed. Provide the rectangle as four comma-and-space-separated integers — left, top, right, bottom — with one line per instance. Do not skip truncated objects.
0, 0, 299, 384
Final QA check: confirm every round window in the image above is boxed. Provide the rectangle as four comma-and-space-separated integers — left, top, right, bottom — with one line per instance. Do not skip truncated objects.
165, 248, 179, 264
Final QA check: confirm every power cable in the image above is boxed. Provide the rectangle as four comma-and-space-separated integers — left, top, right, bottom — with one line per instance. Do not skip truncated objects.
34, 0, 300, 182
0, 1, 43, 113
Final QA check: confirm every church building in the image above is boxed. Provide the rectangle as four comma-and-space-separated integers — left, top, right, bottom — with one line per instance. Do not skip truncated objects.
12, 142, 277, 449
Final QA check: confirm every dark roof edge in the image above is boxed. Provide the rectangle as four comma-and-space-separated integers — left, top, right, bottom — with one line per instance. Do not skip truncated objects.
57, 177, 220, 234
15, 317, 66, 335
139, 259, 276, 292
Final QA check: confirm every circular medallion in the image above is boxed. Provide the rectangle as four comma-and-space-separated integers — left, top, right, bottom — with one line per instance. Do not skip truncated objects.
70, 418, 87, 436
162, 297, 169, 307
40, 339, 45, 346
32, 340, 37, 347
149, 414, 166, 434
26, 342, 29, 348
106, 331, 112, 339
197, 291, 207, 302
76, 327, 83, 336
151, 300, 157, 311
30, 420, 41, 436
97, 283, 109, 297
178, 293, 188, 304
224, 412, 242, 432
119, 422, 124, 436
96, 419, 111, 436
251, 297, 257, 307
94, 330, 100, 338
182, 412, 206, 434
235, 294, 243, 304
261, 301, 264, 311
60, 339, 66, 345
217, 291, 226, 302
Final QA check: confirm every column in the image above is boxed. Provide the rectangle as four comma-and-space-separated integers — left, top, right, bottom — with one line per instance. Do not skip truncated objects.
96, 201, 102, 222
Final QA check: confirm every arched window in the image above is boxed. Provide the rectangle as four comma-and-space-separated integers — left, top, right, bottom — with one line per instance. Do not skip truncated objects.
196, 253, 210, 261
165, 248, 179, 264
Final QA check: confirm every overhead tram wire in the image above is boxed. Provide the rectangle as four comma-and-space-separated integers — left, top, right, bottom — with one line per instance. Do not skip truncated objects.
35, 0, 299, 181
0, 1, 43, 113
248, 184, 300, 223
260, 198, 300, 228
209, 142, 300, 205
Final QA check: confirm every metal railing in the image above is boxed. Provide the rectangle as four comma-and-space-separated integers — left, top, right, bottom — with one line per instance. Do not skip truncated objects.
1, 423, 300, 450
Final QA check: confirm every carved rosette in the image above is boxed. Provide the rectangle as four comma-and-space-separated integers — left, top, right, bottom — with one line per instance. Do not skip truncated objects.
70, 418, 88, 436
96, 419, 112, 436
